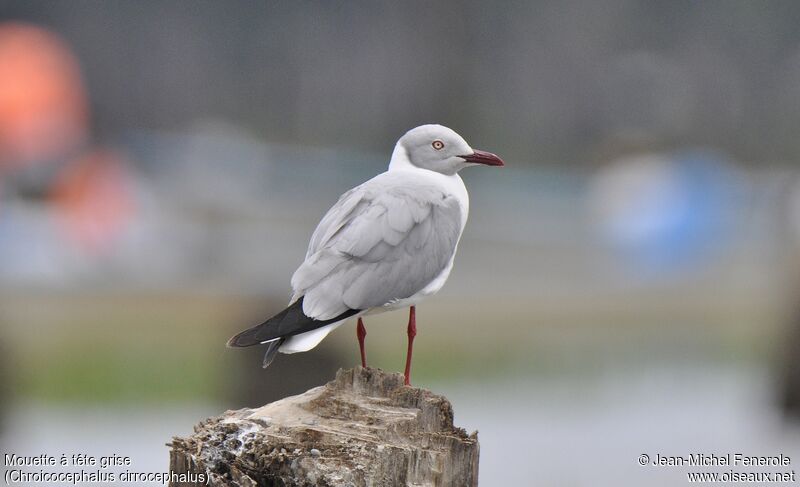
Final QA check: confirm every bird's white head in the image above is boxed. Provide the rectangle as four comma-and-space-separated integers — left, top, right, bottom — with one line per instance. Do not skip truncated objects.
389, 124, 504, 175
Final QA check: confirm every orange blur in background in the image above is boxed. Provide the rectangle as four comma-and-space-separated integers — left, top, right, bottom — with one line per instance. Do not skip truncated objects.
0, 22, 88, 168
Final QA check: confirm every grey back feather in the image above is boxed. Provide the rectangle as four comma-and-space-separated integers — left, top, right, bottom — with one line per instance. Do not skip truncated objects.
291, 171, 462, 320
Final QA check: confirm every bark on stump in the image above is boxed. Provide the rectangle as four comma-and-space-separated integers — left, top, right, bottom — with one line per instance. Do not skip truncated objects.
169, 366, 479, 486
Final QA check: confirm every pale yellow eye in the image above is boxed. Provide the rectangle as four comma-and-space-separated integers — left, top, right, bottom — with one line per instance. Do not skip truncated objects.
432, 140, 444, 150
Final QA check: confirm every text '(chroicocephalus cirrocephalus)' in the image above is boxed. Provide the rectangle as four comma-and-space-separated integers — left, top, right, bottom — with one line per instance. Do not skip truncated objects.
227, 124, 504, 385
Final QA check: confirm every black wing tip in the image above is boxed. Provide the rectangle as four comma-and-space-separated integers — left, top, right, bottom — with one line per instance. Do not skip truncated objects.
226, 299, 306, 348
226, 332, 252, 348
227, 329, 284, 348
226, 297, 361, 349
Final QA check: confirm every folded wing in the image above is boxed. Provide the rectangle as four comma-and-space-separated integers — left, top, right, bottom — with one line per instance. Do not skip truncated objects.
291, 171, 463, 320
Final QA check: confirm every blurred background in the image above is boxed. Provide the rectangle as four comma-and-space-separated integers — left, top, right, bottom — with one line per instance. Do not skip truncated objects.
3, 1, 800, 485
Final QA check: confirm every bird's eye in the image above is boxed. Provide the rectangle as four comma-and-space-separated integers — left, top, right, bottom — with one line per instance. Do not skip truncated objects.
432, 140, 445, 150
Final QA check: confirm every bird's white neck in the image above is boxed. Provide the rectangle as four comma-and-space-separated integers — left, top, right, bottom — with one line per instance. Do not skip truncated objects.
388, 143, 414, 172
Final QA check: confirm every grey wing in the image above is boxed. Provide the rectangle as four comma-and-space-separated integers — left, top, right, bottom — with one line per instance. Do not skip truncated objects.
290, 180, 462, 320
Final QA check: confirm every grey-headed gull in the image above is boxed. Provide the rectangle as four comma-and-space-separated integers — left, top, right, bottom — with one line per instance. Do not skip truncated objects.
228, 124, 504, 385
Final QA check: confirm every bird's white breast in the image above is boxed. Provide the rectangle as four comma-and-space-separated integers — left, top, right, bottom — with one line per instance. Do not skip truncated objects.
373, 164, 469, 312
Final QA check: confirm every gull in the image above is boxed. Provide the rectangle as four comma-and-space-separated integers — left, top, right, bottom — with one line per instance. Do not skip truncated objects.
227, 124, 504, 385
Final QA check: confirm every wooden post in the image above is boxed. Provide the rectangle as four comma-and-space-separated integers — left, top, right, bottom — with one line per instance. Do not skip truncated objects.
169, 367, 479, 486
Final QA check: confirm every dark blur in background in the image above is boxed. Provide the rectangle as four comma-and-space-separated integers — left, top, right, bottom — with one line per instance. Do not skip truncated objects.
3, 2, 800, 485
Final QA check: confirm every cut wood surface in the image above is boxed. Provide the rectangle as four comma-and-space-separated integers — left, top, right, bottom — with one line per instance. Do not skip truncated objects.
169, 366, 479, 486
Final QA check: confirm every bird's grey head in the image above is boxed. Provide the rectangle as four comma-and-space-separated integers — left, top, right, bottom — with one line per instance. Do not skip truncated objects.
392, 124, 504, 175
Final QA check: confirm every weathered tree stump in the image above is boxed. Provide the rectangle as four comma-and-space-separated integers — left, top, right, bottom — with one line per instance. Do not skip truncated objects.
169, 367, 479, 486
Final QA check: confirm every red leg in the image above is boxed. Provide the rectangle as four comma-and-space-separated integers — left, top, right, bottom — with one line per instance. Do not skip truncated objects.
404, 306, 416, 386
357, 317, 367, 368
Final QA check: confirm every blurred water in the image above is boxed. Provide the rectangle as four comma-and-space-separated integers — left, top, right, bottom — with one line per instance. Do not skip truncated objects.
2, 363, 799, 487
438, 363, 800, 486
0, 404, 217, 486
